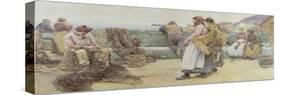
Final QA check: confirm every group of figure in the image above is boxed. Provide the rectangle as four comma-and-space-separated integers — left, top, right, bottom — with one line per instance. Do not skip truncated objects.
160, 16, 228, 80
33, 18, 148, 91
226, 29, 261, 59
33, 16, 261, 81
35, 18, 109, 70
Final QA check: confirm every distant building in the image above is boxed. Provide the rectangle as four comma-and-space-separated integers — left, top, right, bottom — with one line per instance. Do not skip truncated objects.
234, 15, 272, 33
261, 16, 274, 34
235, 23, 257, 32
260, 16, 274, 46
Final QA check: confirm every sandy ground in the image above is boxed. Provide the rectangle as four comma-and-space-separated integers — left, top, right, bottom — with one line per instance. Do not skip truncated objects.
34, 58, 273, 94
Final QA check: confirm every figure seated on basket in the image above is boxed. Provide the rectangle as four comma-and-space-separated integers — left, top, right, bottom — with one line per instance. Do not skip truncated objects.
59, 25, 109, 71
106, 27, 151, 68
243, 30, 262, 59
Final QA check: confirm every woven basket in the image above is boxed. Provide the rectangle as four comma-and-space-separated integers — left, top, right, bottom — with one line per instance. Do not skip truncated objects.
124, 54, 146, 68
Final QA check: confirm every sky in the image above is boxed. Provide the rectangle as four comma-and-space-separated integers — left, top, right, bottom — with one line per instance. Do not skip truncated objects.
34, 1, 255, 30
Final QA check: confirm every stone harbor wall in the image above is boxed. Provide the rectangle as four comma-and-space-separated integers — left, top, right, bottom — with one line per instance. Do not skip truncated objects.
39, 29, 272, 59
92, 29, 191, 47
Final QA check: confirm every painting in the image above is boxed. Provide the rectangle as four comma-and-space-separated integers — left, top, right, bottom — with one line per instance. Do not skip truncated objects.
25, 1, 274, 94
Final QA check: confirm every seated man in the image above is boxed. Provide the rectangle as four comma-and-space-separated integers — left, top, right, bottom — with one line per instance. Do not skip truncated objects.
59, 25, 109, 71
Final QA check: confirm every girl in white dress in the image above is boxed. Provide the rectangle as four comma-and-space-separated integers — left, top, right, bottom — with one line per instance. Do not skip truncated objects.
226, 32, 247, 57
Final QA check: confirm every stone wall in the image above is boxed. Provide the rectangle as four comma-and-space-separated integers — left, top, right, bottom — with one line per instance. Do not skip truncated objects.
39, 29, 272, 59
92, 29, 191, 47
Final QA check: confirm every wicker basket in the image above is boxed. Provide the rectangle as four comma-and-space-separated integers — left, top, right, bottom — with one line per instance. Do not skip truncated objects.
124, 54, 146, 68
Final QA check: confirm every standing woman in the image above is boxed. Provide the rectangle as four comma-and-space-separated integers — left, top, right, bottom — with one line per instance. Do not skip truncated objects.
176, 16, 208, 80
54, 18, 72, 55
204, 17, 227, 72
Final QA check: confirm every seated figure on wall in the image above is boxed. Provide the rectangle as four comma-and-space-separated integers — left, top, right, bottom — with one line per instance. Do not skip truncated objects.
159, 21, 185, 57
35, 19, 54, 51
59, 25, 109, 71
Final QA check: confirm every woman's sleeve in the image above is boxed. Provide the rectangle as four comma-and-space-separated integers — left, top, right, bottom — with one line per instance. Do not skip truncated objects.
187, 25, 204, 39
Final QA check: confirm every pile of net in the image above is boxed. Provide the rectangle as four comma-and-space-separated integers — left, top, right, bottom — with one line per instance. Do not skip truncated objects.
53, 64, 142, 91
106, 27, 156, 68
58, 47, 110, 71
52, 27, 158, 91
53, 71, 102, 92
26, 51, 61, 72
53, 47, 143, 91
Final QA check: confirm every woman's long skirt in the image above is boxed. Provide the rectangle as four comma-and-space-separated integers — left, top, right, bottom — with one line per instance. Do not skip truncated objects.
54, 31, 67, 53
182, 42, 205, 70
181, 42, 217, 74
